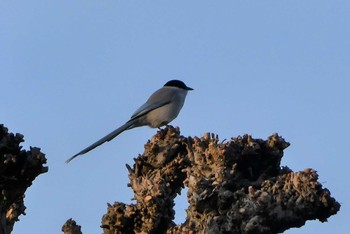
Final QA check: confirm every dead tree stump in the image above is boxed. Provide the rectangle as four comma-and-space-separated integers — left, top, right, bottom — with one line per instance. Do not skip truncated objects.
100, 126, 339, 234
0, 124, 48, 234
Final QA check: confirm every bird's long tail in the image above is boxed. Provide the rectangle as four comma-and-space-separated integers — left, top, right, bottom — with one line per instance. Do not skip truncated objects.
65, 120, 135, 163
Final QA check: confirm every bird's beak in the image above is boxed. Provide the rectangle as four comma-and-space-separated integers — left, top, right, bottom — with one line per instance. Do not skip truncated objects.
186, 87, 194, 91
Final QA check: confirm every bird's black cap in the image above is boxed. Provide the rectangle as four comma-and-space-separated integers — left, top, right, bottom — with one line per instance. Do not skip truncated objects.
164, 80, 193, 90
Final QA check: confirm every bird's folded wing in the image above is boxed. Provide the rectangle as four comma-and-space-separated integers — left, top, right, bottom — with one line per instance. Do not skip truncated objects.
129, 100, 171, 121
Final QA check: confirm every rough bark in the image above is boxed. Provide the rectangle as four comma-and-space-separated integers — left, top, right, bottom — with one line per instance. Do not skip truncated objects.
0, 124, 48, 234
100, 126, 340, 234
62, 218, 83, 234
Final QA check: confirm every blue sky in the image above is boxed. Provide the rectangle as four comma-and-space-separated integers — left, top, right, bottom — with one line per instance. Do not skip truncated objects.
1, 1, 349, 233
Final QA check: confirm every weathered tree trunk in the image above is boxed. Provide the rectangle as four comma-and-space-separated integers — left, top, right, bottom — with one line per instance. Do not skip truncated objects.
0, 125, 48, 234
99, 126, 339, 234
62, 219, 82, 234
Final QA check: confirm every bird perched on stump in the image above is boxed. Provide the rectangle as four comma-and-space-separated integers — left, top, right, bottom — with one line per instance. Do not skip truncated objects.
66, 80, 193, 163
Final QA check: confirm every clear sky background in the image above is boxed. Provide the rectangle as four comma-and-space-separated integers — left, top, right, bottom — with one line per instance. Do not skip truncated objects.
1, 1, 349, 233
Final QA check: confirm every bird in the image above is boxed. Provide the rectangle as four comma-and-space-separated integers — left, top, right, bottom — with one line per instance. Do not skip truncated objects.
65, 80, 193, 163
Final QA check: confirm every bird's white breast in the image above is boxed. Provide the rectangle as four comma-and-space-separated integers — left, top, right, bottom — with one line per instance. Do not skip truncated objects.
146, 88, 188, 128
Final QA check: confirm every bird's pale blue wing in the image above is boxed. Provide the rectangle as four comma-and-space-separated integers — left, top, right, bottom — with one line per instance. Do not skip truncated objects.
130, 100, 171, 121
130, 87, 177, 120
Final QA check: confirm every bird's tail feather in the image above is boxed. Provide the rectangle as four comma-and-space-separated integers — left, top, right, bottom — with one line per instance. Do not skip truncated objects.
65, 121, 135, 163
